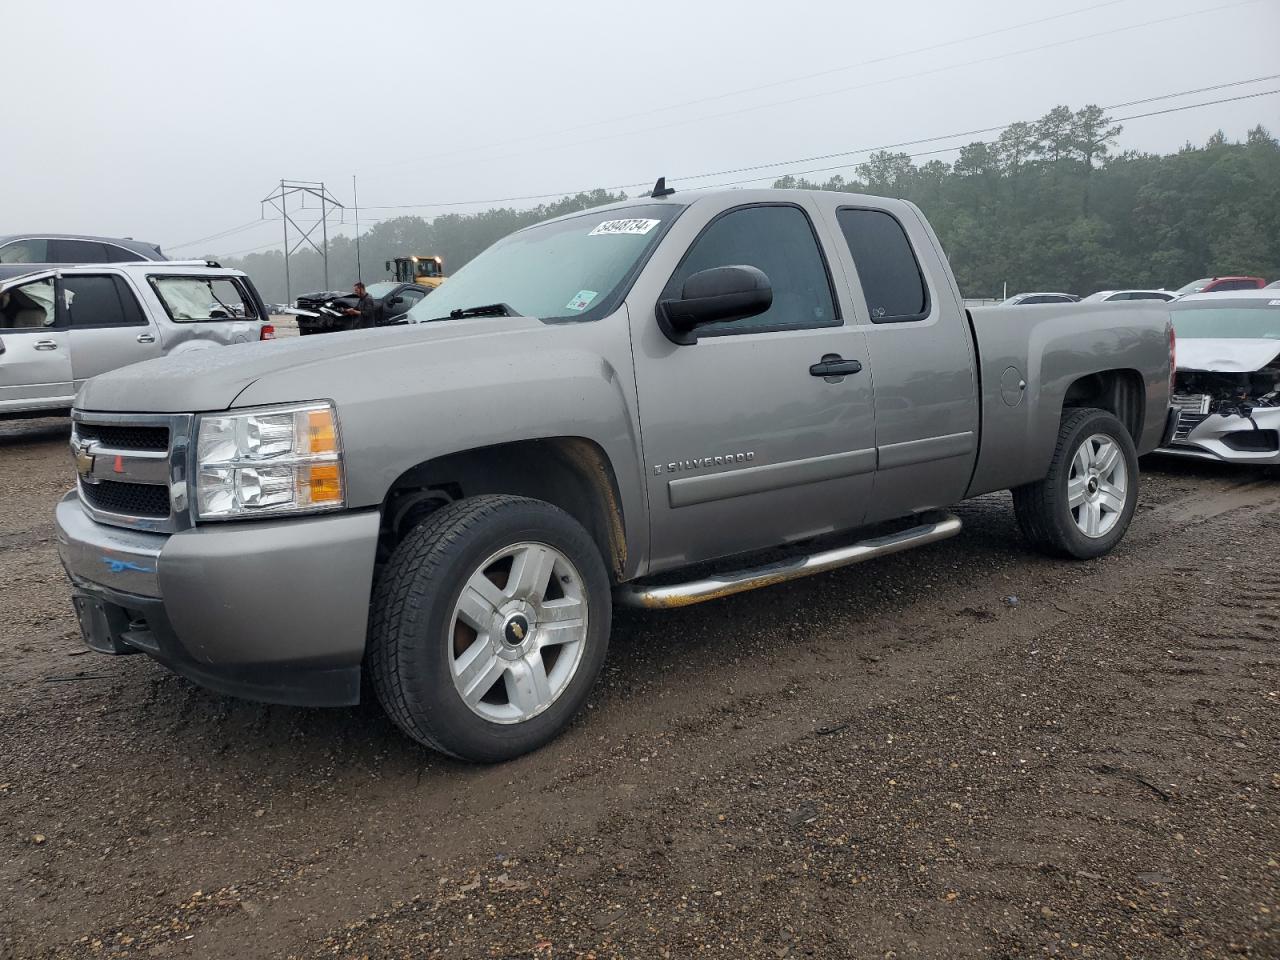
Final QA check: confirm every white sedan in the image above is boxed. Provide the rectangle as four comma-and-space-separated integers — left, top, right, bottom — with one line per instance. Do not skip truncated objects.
1081, 289, 1176, 303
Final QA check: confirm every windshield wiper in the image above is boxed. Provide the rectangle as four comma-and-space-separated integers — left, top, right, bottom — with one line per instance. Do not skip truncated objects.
431, 302, 518, 322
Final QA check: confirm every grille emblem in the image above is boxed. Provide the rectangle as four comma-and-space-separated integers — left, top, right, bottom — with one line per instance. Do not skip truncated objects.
74, 440, 98, 481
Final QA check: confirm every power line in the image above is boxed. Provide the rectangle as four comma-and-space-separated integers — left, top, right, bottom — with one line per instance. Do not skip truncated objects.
195, 78, 1279, 258
355, 73, 1280, 211
364, 0, 1136, 171
369, 0, 1261, 180
661, 76, 1280, 186
220, 238, 284, 257
703, 87, 1280, 189
167, 218, 265, 250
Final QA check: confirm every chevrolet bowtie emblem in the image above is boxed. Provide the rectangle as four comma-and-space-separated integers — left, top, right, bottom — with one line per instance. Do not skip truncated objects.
74, 440, 96, 478
511, 622, 526, 640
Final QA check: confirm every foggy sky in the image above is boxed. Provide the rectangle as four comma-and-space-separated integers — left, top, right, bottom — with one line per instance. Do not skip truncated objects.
7, 0, 1279, 258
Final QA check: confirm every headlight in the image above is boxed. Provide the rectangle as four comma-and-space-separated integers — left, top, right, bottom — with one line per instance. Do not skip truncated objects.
194, 401, 344, 520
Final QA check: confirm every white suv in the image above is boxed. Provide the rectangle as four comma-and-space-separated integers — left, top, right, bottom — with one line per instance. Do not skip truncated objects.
0, 262, 273, 419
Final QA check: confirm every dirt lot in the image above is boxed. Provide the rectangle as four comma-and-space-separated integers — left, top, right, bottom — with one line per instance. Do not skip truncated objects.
1, 417, 1277, 960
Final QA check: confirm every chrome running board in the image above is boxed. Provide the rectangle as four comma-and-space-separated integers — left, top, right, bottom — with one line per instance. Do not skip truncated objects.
615, 511, 962, 609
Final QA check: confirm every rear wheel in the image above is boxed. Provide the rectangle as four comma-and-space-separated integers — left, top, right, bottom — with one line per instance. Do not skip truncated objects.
1013, 408, 1139, 559
368, 495, 611, 762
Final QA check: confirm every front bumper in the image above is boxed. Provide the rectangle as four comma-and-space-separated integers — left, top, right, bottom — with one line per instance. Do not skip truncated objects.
55, 493, 381, 706
1156, 406, 1280, 466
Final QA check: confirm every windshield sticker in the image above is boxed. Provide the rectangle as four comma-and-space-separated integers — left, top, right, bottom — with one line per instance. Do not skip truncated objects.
589, 218, 660, 237
565, 290, 598, 312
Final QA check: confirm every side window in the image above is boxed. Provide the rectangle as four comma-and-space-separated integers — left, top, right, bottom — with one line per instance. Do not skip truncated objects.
149, 276, 259, 321
63, 275, 145, 328
1129, 292, 1162, 301
391, 288, 427, 316
835, 208, 929, 323
666, 205, 837, 335
0, 239, 49, 264
0, 277, 58, 330
102, 244, 146, 263
50, 239, 110, 263
1022, 295, 1051, 304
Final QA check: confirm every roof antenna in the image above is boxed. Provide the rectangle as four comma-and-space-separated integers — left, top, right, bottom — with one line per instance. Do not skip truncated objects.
650, 176, 676, 198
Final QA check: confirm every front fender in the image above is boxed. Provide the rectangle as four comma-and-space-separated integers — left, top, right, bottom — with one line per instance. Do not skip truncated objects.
230, 313, 648, 573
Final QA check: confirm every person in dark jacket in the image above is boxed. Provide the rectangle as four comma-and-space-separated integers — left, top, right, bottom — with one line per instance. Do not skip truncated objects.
343, 282, 379, 329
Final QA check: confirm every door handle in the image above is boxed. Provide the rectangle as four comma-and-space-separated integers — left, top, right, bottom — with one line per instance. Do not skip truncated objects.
34, 339, 58, 351
809, 354, 862, 378
136, 333, 156, 344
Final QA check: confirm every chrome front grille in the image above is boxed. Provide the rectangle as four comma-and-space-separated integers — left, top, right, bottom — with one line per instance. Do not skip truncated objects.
73, 423, 170, 452
81, 479, 172, 518
71, 411, 194, 533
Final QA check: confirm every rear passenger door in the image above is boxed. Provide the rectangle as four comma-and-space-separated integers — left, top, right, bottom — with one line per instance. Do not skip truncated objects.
817, 201, 979, 524
61, 273, 163, 384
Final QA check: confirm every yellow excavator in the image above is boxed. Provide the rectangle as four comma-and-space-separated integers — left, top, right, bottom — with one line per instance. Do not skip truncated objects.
386, 255, 446, 290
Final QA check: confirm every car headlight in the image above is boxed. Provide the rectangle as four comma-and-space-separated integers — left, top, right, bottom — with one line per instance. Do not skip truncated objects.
194, 401, 344, 520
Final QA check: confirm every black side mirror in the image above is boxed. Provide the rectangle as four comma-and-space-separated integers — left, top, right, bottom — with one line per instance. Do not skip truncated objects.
658, 265, 772, 344
387, 296, 404, 307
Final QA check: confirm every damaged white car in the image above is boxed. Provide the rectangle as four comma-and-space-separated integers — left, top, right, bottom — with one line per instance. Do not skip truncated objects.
1161, 290, 1280, 465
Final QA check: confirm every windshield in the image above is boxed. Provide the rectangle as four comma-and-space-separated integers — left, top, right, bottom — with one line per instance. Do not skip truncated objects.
1171, 301, 1280, 339
1174, 278, 1212, 295
365, 281, 398, 298
405, 204, 681, 322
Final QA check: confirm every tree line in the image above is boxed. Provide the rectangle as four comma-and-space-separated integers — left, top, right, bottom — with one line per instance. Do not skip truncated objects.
222, 107, 1280, 302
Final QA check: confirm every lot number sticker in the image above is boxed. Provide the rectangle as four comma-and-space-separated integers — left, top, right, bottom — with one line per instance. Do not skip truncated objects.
565, 290, 598, 311
589, 218, 660, 237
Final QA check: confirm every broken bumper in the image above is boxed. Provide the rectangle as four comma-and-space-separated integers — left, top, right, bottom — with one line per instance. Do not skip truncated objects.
1156, 406, 1280, 465
54, 492, 380, 706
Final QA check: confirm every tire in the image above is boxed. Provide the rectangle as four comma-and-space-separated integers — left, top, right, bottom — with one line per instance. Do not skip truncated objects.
1012, 408, 1139, 560
368, 495, 611, 762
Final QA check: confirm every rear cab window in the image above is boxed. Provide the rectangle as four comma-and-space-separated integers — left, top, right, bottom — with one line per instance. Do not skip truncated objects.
148, 275, 259, 322
835, 208, 929, 323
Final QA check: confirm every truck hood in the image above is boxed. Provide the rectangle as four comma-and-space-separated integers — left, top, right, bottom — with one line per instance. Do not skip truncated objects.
1176, 338, 1280, 373
75, 315, 545, 413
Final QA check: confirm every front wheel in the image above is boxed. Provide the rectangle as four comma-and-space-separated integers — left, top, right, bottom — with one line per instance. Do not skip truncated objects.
1013, 408, 1139, 559
368, 495, 611, 762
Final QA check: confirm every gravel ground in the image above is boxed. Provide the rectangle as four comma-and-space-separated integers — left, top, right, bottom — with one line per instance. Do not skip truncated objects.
0, 417, 1276, 960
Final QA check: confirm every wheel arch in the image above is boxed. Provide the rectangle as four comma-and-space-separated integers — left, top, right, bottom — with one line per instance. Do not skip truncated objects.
1061, 368, 1146, 443
378, 437, 628, 581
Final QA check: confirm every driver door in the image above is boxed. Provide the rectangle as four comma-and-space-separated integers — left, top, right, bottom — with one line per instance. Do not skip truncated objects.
0, 272, 74, 413
627, 199, 878, 572
382, 285, 427, 324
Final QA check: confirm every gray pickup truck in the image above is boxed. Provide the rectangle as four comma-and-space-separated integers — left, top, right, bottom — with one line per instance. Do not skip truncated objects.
55, 187, 1174, 761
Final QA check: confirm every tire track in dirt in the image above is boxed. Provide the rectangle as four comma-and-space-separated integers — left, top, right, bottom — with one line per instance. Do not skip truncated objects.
19, 474, 1276, 959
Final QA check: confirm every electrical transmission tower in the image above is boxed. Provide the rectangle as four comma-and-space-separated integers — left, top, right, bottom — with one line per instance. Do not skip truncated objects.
261, 180, 345, 303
